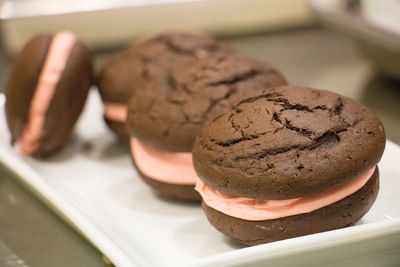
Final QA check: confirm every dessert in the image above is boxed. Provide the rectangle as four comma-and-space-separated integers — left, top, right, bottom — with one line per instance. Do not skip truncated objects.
98, 32, 232, 141
5, 31, 93, 158
127, 53, 286, 202
193, 86, 385, 245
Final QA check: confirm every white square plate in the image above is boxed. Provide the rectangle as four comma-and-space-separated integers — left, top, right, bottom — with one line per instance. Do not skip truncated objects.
0, 91, 399, 267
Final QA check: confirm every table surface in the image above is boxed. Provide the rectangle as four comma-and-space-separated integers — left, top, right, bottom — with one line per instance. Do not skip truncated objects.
0, 27, 399, 266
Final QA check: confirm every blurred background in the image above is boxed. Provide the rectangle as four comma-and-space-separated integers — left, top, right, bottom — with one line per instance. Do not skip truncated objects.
0, 0, 399, 266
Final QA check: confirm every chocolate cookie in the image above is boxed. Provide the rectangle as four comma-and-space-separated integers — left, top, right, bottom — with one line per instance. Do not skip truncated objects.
193, 86, 385, 245
98, 32, 232, 141
5, 32, 93, 158
127, 52, 286, 202
127, 53, 287, 153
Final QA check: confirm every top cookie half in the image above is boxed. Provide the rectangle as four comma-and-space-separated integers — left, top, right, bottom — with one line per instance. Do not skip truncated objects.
127, 53, 287, 152
192, 86, 386, 199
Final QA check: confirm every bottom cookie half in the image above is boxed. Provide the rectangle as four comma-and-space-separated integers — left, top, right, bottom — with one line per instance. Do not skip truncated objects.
104, 117, 130, 142
131, 155, 201, 202
203, 167, 379, 246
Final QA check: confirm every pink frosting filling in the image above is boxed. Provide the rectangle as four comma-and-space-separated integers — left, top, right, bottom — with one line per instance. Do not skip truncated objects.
130, 138, 197, 185
103, 103, 127, 122
195, 166, 376, 221
17, 31, 77, 155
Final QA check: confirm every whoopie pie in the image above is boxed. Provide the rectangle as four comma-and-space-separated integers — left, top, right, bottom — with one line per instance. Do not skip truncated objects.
127, 53, 287, 202
193, 86, 385, 245
5, 31, 93, 157
98, 32, 233, 141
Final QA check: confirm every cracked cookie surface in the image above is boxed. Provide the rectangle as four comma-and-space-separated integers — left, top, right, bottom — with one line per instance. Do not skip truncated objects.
98, 32, 233, 104
192, 86, 385, 199
127, 53, 287, 152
